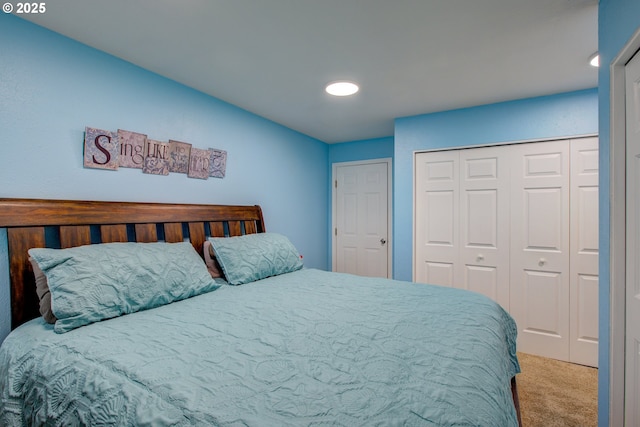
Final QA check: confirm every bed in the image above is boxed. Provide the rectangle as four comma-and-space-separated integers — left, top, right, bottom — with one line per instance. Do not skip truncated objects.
0, 198, 522, 426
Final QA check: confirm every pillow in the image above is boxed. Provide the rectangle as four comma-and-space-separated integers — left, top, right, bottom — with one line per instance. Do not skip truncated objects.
28, 242, 222, 333
203, 241, 224, 279
28, 257, 57, 324
208, 232, 303, 285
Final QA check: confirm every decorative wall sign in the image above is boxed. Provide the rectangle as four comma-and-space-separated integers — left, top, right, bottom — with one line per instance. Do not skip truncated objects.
168, 140, 191, 174
143, 139, 170, 175
188, 148, 212, 180
84, 127, 119, 170
209, 149, 227, 178
118, 129, 146, 169
83, 127, 226, 180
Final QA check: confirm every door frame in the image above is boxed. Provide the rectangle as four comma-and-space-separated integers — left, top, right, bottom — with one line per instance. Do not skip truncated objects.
331, 158, 393, 278
609, 26, 640, 427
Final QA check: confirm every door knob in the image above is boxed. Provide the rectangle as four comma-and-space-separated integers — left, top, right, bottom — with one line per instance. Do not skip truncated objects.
538, 258, 547, 266
380, 238, 387, 245
477, 254, 484, 261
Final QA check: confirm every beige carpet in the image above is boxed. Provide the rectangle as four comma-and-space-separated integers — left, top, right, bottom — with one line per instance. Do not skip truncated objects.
516, 352, 597, 427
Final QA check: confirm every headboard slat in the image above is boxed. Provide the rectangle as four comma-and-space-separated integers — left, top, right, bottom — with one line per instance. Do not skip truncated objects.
135, 224, 157, 243
244, 221, 257, 234
229, 221, 242, 237
7, 227, 45, 329
163, 223, 184, 243
0, 198, 265, 329
60, 225, 92, 248
101, 224, 128, 243
187, 222, 206, 255
210, 222, 225, 238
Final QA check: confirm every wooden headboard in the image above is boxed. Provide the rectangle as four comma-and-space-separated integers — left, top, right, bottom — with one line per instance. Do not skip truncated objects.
0, 198, 265, 329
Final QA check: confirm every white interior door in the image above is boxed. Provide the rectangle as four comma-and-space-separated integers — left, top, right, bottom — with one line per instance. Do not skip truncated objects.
458, 146, 510, 308
414, 150, 460, 287
569, 137, 599, 367
510, 140, 571, 361
625, 48, 640, 426
334, 161, 390, 278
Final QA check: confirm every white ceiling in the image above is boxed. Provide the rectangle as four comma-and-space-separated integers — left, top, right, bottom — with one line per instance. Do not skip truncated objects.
18, 0, 599, 143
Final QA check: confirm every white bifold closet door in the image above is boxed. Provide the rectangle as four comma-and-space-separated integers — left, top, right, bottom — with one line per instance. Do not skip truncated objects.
569, 138, 599, 367
414, 137, 598, 367
510, 138, 599, 367
509, 140, 572, 362
414, 146, 510, 309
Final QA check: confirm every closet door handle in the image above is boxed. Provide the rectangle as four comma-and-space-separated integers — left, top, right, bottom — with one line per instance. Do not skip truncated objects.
538, 258, 547, 266
477, 254, 484, 262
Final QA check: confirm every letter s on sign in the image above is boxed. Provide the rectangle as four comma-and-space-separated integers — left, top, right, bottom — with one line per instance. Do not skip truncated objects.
93, 134, 112, 165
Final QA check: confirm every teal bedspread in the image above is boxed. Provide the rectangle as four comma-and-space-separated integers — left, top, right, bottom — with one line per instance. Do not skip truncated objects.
0, 269, 520, 426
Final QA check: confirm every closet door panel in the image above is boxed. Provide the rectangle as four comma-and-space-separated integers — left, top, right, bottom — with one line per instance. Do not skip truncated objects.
510, 140, 571, 361
520, 269, 563, 334
458, 146, 510, 308
414, 151, 459, 287
569, 137, 599, 367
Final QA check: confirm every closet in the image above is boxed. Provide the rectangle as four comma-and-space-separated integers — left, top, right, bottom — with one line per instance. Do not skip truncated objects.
414, 137, 598, 367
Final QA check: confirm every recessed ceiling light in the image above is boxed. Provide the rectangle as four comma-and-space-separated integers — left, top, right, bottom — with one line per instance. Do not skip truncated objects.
325, 81, 359, 97
589, 52, 599, 67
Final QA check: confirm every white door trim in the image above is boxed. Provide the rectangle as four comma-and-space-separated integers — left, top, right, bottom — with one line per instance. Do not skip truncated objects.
609, 26, 640, 427
331, 158, 393, 278
411, 134, 598, 155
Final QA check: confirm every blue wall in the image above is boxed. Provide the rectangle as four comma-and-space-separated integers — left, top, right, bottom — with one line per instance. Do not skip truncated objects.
393, 89, 598, 282
328, 137, 394, 164
0, 14, 329, 342
598, 1, 640, 425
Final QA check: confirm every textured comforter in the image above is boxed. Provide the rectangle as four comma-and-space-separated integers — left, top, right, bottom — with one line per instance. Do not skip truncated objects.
0, 268, 520, 426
